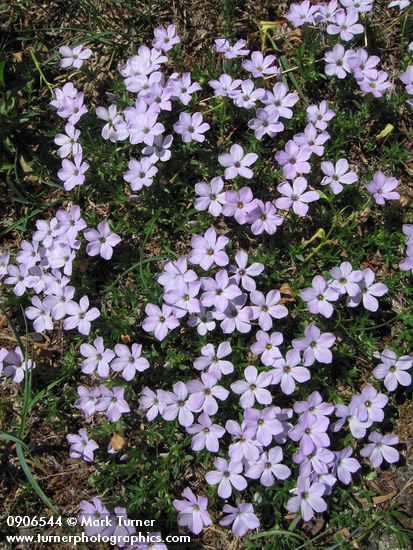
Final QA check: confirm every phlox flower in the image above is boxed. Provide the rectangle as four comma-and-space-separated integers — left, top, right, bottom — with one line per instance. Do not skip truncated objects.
59, 44, 92, 69
58, 154, 89, 191
306, 101, 336, 130
95, 385, 130, 422
111, 343, 150, 381
331, 403, 372, 438
275, 178, 319, 217
250, 330, 283, 366
242, 51, 279, 78
80, 337, 115, 378
169, 73, 201, 105
262, 82, 299, 119
214, 38, 250, 59
219, 503, 260, 537
372, 349, 412, 391
286, 1, 319, 26
187, 412, 225, 452
152, 24, 180, 52
84, 221, 121, 260
2, 347, 35, 383
33, 218, 62, 248
359, 71, 392, 97
230, 365, 273, 408
25, 296, 53, 333
246, 447, 291, 487
200, 269, 242, 311
321, 158, 358, 194
328, 261, 363, 296
139, 387, 169, 421
96, 105, 126, 142
78, 498, 112, 537
351, 384, 388, 423
289, 414, 330, 454
293, 391, 335, 420
43, 284, 75, 321
360, 432, 400, 467
142, 134, 173, 163
348, 49, 380, 81
124, 157, 158, 191
218, 144, 258, 180
274, 141, 312, 179
292, 324, 336, 366
333, 448, 361, 484
231, 79, 265, 109
162, 381, 195, 427
250, 289, 289, 331
172, 488, 211, 535
157, 257, 197, 291
223, 187, 255, 224
300, 275, 340, 318
327, 8, 364, 41
270, 349, 311, 395
129, 111, 165, 146
324, 44, 352, 79
0, 252, 10, 280
213, 295, 253, 334
16, 240, 40, 269
55, 204, 86, 240
208, 74, 242, 97
163, 278, 200, 317
205, 458, 247, 498
63, 296, 100, 335
193, 342, 234, 378
57, 93, 88, 125
187, 307, 216, 335
247, 200, 284, 236
248, 107, 284, 139
287, 478, 327, 521
315, 0, 340, 23
187, 373, 229, 415
67, 428, 99, 462
54, 123, 82, 158
50, 82, 77, 111
365, 171, 400, 205
74, 386, 101, 417
194, 177, 226, 216
293, 124, 330, 156
244, 406, 284, 446
173, 112, 210, 143
341, 0, 373, 12
188, 227, 229, 270
226, 420, 261, 461
346, 268, 388, 312
293, 447, 335, 477
229, 250, 264, 291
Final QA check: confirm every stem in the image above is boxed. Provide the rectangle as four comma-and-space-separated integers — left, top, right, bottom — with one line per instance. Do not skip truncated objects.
28, 48, 54, 95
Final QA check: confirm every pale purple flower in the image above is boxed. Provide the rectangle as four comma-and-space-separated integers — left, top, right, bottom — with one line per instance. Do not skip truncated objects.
246, 447, 291, 487
248, 107, 284, 139
286, 1, 319, 26
130, 111, 165, 146
205, 458, 247, 498
321, 158, 358, 194
95, 385, 130, 422
96, 105, 125, 142
162, 381, 195, 427
84, 221, 121, 260
78, 498, 112, 537
231, 79, 265, 109
244, 406, 284, 446
208, 74, 242, 97
372, 349, 412, 391
169, 73, 201, 105
275, 141, 312, 180
0, 252, 10, 280
163, 278, 201, 317
142, 134, 173, 163
250, 330, 283, 366
346, 268, 388, 312
32, 218, 61, 248
365, 171, 400, 205
2, 347, 35, 384
250, 289, 288, 331
193, 342, 234, 379
219, 503, 259, 537
293, 447, 335, 477
213, 295, 253, 334
348, 48, 380, 81
262, 82, 299, 119
230, 365, 273, 408
59, 44, 92, 69
67, 428, 99, 462
327, 8, 364, 41
218, 144, 258, 180
142, 303, 180, 341
188, 227, 229, 270
247, 200, 284, 236
329, 261, 363, 296
331, 403, 371, 438
351, 384, 388, 423
214, 38, 250, 59
315, 0, 339, 23
226, 420, 261, 462
111, 343, 150, 381
58, 154, 89, 191
187, 307, 216, 335
43, 285, 75, 320
242, 51, 279, 78
63, 296, 100, 335
74, 386, 101, 417
341, 0, 373, 12
172, 488, 212, 535
293, 124, 330, 156
270, 350, 311, 395
25, 296, 53, 333
157, 257, 197, 291
325, 44, 352, 79
80, 337, 115, 378
57, 93, 88, 125
389, 1, 411, 9
139, 387, 169, 421
360, 432, 400, 468
200, 269, 242, 311
287, 478, 327, 521
306, 101, 336, 131
173, 112, 210, 143
333, 448, 361, 484
54, 123, 82, 158
187, 373, 229, 415
4, 264, 32, 296
293, 391, 335, 419
400, 65, 413, 95
123, 157, 158, 191
359, 71, 392, 97
300, 275, 340, 318
292, 324, 336, 366
15, 240, 40, 269
187, 412, 225, 452
55, 204, 86, 240
276, 178, 319, 216
50, 82, 77, 110
289, 414, 330, 454
229, 251, 264, 291
152, 24, 180, 51
223, 187, 255, 224
195, 177, 226, 216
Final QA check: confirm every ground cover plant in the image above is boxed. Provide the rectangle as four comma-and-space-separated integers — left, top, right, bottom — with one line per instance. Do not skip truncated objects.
1, 0, 413, 548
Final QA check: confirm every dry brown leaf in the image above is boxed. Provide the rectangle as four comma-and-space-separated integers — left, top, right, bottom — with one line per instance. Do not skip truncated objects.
110, 433, 126, 451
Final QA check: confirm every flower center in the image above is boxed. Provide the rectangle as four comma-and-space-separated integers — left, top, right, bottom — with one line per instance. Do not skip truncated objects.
207, 249, 214, 255
266, 344, 272, 350
318, 294, 324, 301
